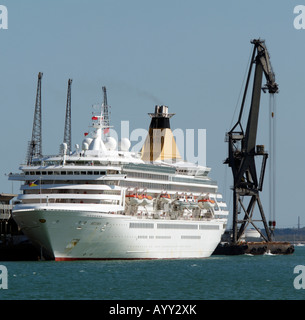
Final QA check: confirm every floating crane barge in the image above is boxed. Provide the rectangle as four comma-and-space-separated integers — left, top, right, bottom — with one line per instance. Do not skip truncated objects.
214, 39, 294, 255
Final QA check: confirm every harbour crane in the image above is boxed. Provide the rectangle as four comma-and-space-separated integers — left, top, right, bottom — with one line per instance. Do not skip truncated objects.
102, 86, 110, 137
27, 72, 43, 164
224, 39, 278, 244
63, 79, 73, 153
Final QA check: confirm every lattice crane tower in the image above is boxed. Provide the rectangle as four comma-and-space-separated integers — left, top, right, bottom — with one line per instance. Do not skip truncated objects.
27, 72, 43, 164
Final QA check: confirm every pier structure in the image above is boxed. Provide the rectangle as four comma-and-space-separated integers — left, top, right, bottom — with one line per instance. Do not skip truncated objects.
0, 193, 39, 261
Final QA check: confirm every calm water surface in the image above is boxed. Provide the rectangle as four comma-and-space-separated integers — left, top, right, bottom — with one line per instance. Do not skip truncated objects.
1, 247, 305, 300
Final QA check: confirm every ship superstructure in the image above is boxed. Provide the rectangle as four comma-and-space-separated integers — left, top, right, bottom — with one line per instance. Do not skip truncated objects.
9, 95, 228, 260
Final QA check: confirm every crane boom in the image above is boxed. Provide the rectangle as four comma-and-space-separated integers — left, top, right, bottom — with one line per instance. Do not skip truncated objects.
243, 40, 278, 155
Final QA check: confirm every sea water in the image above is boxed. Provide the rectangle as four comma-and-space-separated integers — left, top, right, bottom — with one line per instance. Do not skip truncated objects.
0, 246, 305, 300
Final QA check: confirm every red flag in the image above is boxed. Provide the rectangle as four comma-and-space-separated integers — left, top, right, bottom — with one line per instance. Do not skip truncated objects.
92, 116, 98, 120
84, 132, 89, 136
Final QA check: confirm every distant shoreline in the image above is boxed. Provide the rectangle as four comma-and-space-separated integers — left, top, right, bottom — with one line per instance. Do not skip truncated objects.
266, 227, 305, 243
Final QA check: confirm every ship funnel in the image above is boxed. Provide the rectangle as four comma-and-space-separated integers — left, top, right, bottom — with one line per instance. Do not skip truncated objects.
141, 105, 182, 162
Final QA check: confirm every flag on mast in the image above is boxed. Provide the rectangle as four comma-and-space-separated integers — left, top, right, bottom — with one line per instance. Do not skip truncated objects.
29, 180, 38, 187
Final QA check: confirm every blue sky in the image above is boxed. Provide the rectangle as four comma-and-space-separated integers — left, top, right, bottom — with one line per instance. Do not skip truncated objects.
0, 0, 304, 228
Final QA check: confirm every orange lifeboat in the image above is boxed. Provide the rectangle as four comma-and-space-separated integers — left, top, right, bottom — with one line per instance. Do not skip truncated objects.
197, 195, 216, 209
159, 192, 171, 203
140, 194, 153, 206
125, 193, 141, 205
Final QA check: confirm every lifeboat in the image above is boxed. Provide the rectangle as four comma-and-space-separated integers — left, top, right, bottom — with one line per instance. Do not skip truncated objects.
126, 191, 153, 206
173, 193, 196, 208
159, 192, 171, 203
197, 195, 216, 209
140, 194, 153, 206
186, 194, 197, 208
126, 193, 142, 205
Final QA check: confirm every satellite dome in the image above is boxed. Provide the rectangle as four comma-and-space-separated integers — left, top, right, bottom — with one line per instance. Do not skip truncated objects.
119, 138, 131, 151
82, 138, 93, 150
105, 136, 117, 151
60, 143, 68, 151
82, 142, 89, 151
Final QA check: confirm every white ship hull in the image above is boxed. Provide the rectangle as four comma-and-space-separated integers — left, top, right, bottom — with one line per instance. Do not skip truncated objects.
13, 206, 226, 260
9, 103, 229, 261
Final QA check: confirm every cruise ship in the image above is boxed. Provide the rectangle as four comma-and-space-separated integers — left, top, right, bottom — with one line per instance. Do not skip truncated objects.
9, 101, 228, 260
